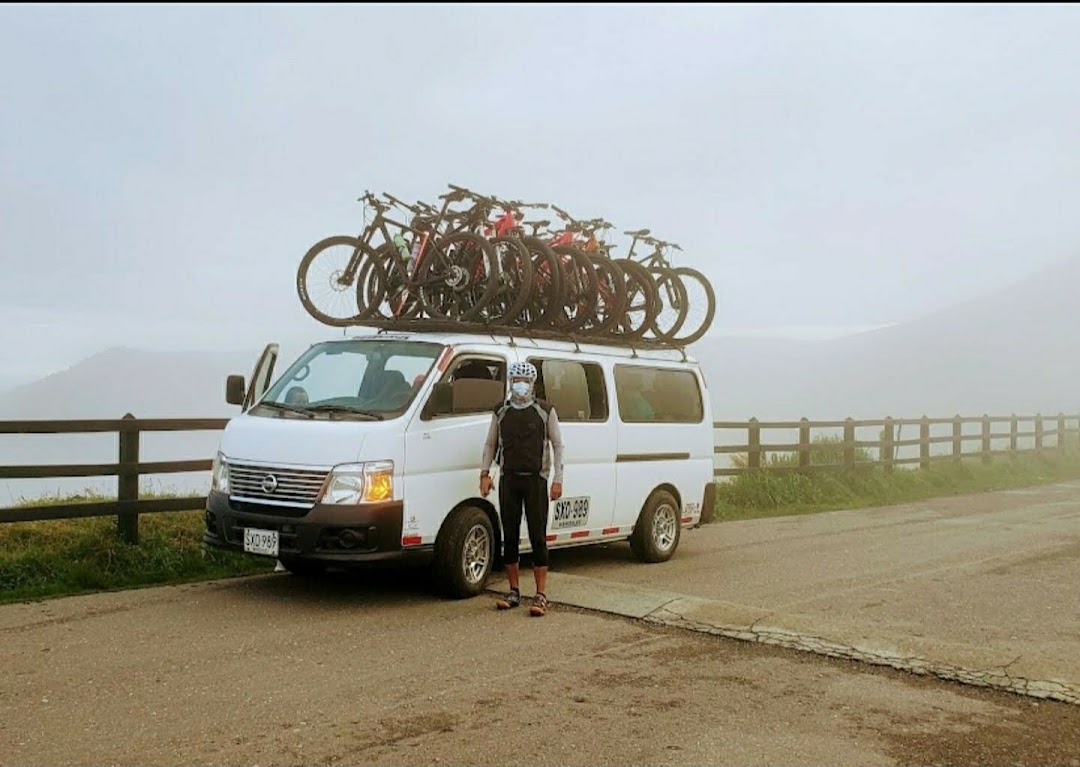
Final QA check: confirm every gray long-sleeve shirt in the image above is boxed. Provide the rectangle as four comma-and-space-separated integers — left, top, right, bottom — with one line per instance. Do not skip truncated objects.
480, 403, 565, 485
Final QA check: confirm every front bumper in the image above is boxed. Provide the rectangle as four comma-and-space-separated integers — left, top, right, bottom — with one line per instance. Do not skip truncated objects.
202, 491, 432, 566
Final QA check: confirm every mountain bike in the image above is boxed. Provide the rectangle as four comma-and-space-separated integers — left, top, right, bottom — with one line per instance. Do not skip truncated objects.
625, 230, 715, 345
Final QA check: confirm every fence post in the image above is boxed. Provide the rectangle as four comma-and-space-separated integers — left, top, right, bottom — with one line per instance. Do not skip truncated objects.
748, 417, 761, 471
920, 416, 930, 469
118, 413, 140, 545
952, 415, 962, 463
1010, 414, 1018, 454
882, 417, 894, 474
844, 417, 855, 468
1035, 414, 1044, 455
1058, 412, 1066, 453
798, 417, 810, 472
981, 414, 991, 465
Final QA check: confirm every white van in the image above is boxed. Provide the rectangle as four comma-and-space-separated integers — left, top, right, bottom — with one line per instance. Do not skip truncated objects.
204, 329, 716, 598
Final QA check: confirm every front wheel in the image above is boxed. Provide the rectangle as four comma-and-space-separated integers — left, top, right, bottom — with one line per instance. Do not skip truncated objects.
296, 235, 375, 326
432, 506, 495, 599
629, 490, 682, 563
416, 232, 500, 322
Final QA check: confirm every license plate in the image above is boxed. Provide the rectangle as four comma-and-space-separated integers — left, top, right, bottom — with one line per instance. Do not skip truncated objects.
243, 528, 279, 557
551, 496, 590, 530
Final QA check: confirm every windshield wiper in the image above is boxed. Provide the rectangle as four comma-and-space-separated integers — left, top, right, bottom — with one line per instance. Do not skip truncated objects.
305, 404, 386, 420
256, 401, 314, 418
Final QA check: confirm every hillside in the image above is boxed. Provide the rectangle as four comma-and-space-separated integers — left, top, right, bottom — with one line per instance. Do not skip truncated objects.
692, 255, 1080, 420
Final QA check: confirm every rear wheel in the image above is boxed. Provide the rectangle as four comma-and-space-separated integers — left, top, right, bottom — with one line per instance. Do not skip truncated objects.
551, 246, 599, 333
481, 236, 533, 326
614, 259, 660, 341
647, 266, 689, 342
629, 490, 682, 563
433, 506, 495, 598
582, 254, 627, 336
518, 237, 564, 329
416, 232, 500, 322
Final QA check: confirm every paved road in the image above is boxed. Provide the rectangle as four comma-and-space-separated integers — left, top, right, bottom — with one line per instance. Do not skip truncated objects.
2, 481, 1080, 766
541, 479, 1080, 699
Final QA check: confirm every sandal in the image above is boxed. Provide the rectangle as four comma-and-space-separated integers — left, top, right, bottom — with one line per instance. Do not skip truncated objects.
529, 592, 549, 617
495, 588, 521, 610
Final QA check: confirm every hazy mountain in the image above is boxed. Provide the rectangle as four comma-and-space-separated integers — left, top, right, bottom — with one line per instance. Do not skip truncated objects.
694, 255, 1080, 421
2, 256, 1078, 501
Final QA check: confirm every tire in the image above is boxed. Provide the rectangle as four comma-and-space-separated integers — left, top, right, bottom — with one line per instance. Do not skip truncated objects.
647, 266, 689, 343
670, 266, 716, 345
582, 254, 627, 336
518, 236, 564, 329
628, 490, 682, 563
416, 232, 500, 322
357, 242, 422, 321
614, 259, 660, 341
551, 245, 600, 333
432, 506, 495, 599
277, 557, 328, 577
297, 235, 377, 326
481, 236, 534, 326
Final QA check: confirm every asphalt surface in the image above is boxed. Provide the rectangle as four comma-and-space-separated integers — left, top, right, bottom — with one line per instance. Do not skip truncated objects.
2, 481, 1080, 766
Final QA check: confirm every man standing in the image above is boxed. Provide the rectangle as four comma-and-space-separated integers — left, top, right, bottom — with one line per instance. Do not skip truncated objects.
480, 361, 564, 617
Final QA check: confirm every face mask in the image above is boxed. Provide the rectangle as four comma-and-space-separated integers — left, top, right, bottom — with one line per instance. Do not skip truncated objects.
511, 381, 531, 398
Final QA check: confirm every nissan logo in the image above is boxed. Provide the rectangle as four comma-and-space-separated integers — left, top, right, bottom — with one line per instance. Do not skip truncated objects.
261, 474, 279, 494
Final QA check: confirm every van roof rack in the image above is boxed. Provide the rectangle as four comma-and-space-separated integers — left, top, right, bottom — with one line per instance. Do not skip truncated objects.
366, 318, 688, 352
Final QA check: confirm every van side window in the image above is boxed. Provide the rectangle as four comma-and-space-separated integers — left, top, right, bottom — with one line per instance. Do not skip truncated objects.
615, 365, 703, 423
431, 356, 506, 416
527, 358, 608, 423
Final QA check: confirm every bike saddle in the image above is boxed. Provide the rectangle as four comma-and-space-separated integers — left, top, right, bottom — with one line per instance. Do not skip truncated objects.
624, 228, 651, 237
524, 219, 551, 229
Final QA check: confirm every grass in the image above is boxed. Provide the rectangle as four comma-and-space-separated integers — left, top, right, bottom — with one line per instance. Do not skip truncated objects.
0, 493, 275, 604
715, 450, 1080, 522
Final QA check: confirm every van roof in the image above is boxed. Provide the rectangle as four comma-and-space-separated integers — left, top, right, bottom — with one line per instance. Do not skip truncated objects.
330, 325, 700, 365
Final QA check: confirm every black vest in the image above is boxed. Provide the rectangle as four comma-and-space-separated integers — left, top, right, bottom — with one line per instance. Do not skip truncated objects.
496, 400, 551, 474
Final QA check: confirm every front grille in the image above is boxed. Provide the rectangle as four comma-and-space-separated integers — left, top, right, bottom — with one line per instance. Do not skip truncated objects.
227, 462, 329, 507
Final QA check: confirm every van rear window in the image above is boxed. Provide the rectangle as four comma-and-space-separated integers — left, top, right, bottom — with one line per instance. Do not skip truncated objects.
614, 365, 703, 424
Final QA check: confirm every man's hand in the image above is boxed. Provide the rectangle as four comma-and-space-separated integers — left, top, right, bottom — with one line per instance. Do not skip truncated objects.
480, 474, 494, 498
550, 482, 563, 501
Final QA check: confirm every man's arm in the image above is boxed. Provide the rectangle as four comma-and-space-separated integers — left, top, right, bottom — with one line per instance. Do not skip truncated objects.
480, 413, 499, 474
547, 407, 565, 486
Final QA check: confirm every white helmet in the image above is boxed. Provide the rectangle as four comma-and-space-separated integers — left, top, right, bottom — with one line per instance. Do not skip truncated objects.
508, 361, 538, 381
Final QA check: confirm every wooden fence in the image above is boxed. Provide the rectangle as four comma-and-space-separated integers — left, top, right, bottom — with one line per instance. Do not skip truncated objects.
2, 412, 1079, 540
713, 413, 1080, 477
0, 415, 228, 542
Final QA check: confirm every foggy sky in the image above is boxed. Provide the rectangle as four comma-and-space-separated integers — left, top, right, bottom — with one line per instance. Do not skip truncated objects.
2, 4, 1079, 388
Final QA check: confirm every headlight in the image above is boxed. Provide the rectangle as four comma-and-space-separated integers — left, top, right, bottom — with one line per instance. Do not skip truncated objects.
319, 460, 395, 505
211, 451, 229, 493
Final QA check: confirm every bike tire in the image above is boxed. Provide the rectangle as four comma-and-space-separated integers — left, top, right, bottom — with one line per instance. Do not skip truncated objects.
582, 254, 627, 336
518, 236, 564, 329
416, 231, 500, 322
356, 242, 422, 321
613, 258, 660, 341
647, 266, 690, 343
670, 266, 716, 345
481, 236, 534, 327
297, 235, 377, 326
551, 245, 600, 334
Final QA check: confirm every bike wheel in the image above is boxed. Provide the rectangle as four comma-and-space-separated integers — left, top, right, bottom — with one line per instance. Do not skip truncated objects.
517, 236, 564, 330
551, 246, 600, 333
647, 266, 690, 343
480, 236, 533, 327
581, 254, 627, 336
356, 243, 422, 321
296, 235, 375, 326
613, 259, 660, 341
670, 266, 716, 345
416, 231, 500, 322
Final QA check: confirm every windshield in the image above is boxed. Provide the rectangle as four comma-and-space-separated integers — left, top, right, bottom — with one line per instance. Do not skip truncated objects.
253, 338, 444, 420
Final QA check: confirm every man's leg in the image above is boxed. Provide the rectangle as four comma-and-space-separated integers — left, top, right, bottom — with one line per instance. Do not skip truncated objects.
524, 474, 551, 616
496, 475, 524, 609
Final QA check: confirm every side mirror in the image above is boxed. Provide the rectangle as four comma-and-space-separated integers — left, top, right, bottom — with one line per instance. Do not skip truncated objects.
423, 381, 453, 419
226, 375, 246, 406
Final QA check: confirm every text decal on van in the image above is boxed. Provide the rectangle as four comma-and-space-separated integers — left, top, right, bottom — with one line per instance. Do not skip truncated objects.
551, 496, 590, 530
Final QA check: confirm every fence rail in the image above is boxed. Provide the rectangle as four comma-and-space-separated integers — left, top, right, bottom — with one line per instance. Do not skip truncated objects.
0, 415, 228, 541
713, 413, 1080, 477
3, 411, 1079, 539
